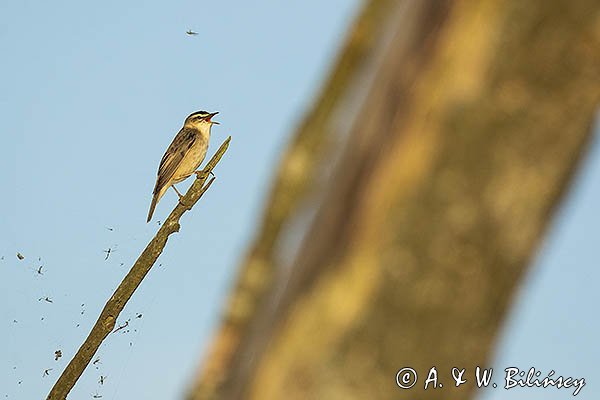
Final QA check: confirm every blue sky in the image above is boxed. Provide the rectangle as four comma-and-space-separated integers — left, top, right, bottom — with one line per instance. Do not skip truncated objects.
0, 1, 598, 399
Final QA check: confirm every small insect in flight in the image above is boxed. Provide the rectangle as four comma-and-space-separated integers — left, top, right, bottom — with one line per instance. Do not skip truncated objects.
103, 246, 116, 260
186, 30, 198, 36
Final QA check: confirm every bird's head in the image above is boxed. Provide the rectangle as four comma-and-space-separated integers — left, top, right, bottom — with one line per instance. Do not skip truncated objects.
184, 110, 219, 130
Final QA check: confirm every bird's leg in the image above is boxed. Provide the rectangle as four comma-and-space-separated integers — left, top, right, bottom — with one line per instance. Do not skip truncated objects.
171, 185, 184, 199
172, 185, 192, 208
171, 185, 183, 200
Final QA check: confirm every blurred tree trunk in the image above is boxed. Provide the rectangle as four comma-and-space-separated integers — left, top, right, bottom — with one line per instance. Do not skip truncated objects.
189, 0, 600, 399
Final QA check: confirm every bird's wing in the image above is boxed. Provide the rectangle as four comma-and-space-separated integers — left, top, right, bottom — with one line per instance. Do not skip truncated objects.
153, 127, 196, 193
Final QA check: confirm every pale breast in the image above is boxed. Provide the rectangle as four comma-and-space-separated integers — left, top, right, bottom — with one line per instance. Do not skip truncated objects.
172, 135, 208, 183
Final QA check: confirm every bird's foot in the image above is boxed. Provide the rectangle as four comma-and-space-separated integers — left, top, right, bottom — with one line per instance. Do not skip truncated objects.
195, 170, 215, 180
178, 197, 192, 209
170, 185, 191, 208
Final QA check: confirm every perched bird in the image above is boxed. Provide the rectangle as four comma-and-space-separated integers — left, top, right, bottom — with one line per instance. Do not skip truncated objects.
186, 30, 198, 36
147, 111, 219, 222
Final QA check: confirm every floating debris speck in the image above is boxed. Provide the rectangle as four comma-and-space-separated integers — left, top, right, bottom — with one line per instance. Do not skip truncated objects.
113, 319, 130, 334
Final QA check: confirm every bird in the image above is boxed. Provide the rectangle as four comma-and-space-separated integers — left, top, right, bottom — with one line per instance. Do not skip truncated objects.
186, 30, 198, 36
147, 111, 219, 222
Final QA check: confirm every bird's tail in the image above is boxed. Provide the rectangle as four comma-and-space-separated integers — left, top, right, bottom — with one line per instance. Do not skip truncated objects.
147, 194, 159, 223
147, 184, 167, 223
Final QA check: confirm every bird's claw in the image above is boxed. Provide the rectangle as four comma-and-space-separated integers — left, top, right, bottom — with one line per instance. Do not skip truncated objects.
195, 170, 215, 180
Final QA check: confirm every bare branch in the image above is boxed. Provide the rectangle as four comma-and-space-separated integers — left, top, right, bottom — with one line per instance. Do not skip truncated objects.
47, 136, 231, 400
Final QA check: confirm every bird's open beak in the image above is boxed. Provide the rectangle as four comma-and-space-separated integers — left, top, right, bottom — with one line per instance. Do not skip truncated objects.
207, 112, 220, 125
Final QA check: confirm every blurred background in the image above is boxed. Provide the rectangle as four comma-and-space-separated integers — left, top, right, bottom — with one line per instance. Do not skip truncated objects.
1, 1, 598, 399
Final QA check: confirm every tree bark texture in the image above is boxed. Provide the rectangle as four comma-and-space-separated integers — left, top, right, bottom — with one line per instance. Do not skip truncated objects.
190, 1, 600, 399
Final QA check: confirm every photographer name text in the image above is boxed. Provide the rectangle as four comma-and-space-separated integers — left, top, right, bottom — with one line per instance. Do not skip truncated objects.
395, 366, 585, 396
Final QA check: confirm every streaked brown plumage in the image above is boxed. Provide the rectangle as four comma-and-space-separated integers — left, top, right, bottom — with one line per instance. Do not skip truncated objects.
147, 111, 219, 222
